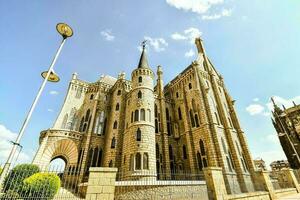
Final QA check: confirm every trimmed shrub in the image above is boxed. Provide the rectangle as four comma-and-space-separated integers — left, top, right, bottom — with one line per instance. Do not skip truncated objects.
2, 164, 40, 193
22, 172, 61, 199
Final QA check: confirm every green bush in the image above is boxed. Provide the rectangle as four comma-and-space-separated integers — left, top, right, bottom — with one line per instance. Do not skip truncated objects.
22, 172, 61, 199
2, 164, 40, 193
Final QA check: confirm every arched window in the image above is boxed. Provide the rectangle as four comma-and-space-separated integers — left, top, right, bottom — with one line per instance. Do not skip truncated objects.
102, 118, 107, 135
136, 128, 141, 141
195, 114, 200, 127
200, 139, 206, 156
97, 149, 102, 167
117, 90, 121, 96
138, 91, 142, 99
183, 145, 187, 159
134, 110, 139, 121
113, 121, 118, 129
130, 154, 134, 171
190, 109, 195, 127
143, 153, 149, 169
140, 109, 145, 121
221, 138, 227, 154
92, 147, 98, 167
111, 137, 116, 148
155, 119, 158, 133
169, 145, 173, 160
147, 109, 151, 121
176, 92, 179, 98
189, 83, 192, 89
90, 94, 94, 100
83, 123, 87, 132
156, 143, 159, 158
138, 76, 142, 83
136, 153, 141, 170
116, 103, 119, 111
85, 109, 90, 122
79, 117, 84, 132
109, 160, 113, 167
61, 114, 68, 129
197, 152, 203, 170
166, 108, 170, 120
178, 107, 182, 120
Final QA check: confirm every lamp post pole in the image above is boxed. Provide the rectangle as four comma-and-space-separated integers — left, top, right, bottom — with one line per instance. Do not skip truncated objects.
0, 23, 73, 185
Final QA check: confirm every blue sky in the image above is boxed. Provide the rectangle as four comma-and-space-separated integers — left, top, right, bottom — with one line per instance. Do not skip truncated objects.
1, 0, 300, 168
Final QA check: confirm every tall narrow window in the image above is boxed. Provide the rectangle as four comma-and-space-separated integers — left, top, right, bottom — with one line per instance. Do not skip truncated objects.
178, 107, 182, 120
138, 76, 142, 83
195, 114, 200, 127
109, 160, 113, 167
197, 152, 203, 170
189, 83, 192, 89
155, 104, 158, 117
113, 121, 118, 129
131, 112, 133, 123
227, 157, 233, 172
116, 103, 119, 111
90, 94, 94, 100
140, 109, 145, 121
130, 154, 134, 171
169, 145, 173, 160
166, 108, 170, 120
102, 118, 107, 135
61, 114, 68, 129
111, 137, 116, 148
221, 138, 227, 154
143, 153, 149, 169
85, 109, 90, 121
190, 109, 195, 127
156, 143, 159, 158
79, 117, 84, 132
183, 145, 187, 159
92, 147, 98, 167
117, 90, 121, 95
136, 153, 141, 170
200, 139, 206, 156
138, 91, 142, 99
134, 110, 139, 121
155, 119, 158, 133
176, 92, 179, 98
136, 128, 141, 141
97, 149, 102, 167
214, 112, 220, 125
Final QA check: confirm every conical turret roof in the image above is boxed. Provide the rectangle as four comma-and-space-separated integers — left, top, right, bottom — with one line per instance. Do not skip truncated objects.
138, 43, 150, 69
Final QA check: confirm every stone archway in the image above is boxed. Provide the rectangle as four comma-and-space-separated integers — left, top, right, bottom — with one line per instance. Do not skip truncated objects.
33, 137, 78, 170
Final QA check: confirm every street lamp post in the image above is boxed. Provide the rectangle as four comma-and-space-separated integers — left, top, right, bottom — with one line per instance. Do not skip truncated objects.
0, 23, 73, 184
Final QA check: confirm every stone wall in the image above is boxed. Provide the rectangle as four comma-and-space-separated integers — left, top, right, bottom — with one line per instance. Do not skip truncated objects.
228, 191, 270, 200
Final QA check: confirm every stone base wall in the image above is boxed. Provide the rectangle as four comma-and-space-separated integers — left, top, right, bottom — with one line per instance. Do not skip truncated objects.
228, 191, 270, 200
275, 188, 298, 198
115, 182, 209, 200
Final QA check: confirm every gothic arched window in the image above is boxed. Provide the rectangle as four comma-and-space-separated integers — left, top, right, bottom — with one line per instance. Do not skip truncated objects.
136, 128, 141, 141
197, 152, 203, 170
140, 109, 145, 121
134, 110, 139, 121
189, 83, 192, 89
136, 153, 141, 170
85, 109, 90, 122
113, 121, 118, 129
138, 76, 142, 83
117, 90, 121, 96
116, 103, 120, 111
111, 137, 116, 148
90, 94, 94, 100
138, 91, 142, 99
178, 107, 182, 120
143, 153, 149, 169
200, 139, 206, 156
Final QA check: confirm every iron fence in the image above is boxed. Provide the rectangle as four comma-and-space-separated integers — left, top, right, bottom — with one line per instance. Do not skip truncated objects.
0, 165, 85, 199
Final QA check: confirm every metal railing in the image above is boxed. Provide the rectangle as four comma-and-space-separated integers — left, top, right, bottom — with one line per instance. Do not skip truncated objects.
0, 165, 85, 199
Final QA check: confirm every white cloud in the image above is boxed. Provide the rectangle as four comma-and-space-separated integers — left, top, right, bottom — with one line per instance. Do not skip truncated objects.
0, 124, 32, 164
144, 36, 168, 52
100, 29, 115, 41
265, 133, 280, 145
171, 32, 187, 40
245, 104, 265, 115
266, 95, 300, 111
166, 0, 224, 15
171, 27, 202, 44
49, 90, 58, 95
184, 49, 195, 57
253, 98, 259, 102
202, 8, 232, 20
47, 108, 54, 112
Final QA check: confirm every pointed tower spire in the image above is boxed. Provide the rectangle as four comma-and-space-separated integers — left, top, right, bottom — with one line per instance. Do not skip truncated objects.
138, 40, 150, 69
293, 101, 297, 107
271, 97, 282, 113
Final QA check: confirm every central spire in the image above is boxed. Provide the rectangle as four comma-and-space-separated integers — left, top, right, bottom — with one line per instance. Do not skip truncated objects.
138, 40, 150, 69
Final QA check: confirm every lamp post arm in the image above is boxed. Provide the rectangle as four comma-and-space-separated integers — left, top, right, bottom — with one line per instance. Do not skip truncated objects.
0, 38, 66, 184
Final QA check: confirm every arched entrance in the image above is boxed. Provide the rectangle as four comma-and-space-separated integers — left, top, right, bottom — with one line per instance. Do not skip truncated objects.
49, 156, 67, 172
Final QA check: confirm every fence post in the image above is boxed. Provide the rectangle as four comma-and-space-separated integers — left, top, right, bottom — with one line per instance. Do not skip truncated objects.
281, 168, 300, 193
85, 167, 117, 200
255, 170, 276, 200
203, 167, 228, 200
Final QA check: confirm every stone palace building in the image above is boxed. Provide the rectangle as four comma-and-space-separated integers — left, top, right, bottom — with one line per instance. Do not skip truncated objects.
32, 38, 258, 194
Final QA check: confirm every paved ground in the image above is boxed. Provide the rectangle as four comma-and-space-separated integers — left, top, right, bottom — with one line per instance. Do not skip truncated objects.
279, 193, 300, 200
